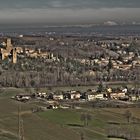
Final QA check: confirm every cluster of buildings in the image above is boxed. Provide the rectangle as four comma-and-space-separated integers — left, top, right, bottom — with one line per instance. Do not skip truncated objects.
24, 48, 57, 60
0, 38, 57, 64
12, 87, 140, 106
0, 38, 17, 63
79, 41, 140, 71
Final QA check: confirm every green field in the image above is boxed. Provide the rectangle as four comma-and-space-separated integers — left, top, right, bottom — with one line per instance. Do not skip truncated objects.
0, 88, 140, 140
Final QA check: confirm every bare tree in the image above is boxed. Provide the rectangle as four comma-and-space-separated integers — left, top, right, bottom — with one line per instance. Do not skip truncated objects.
124, 110, 132, 123
80, 113, 92, 126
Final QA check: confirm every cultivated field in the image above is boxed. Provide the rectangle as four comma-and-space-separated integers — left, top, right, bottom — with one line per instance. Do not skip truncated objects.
0, 88, 140, 140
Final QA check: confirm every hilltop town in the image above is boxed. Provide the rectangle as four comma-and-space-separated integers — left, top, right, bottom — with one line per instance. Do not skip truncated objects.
0, 35, 139, 88
1, 35, 140, 106
0, 38, 57, 63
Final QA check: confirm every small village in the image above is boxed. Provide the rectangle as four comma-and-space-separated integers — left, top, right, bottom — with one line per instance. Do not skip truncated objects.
12, 85, 140, 110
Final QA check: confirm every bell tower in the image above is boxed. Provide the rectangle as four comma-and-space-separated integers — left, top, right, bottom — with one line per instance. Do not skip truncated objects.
12, 48, 17, 64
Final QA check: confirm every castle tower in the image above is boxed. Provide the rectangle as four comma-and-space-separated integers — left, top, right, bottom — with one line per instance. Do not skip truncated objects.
12, 48, 17, 64
6, 38, 12, 47
1, 53, 6, 60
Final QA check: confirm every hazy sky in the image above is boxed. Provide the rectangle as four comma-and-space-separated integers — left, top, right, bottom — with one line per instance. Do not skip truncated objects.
0, 0, 140, 25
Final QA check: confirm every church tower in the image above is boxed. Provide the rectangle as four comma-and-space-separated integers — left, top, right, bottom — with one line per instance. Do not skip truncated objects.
12, 48, 17, 64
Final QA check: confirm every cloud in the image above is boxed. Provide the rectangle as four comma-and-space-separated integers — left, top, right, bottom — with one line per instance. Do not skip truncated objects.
0, 0, 140, 9
0, 0, 140, 24
0, 8, 140, 24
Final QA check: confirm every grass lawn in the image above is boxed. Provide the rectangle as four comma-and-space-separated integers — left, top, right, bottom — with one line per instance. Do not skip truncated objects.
39, 109, 82, 125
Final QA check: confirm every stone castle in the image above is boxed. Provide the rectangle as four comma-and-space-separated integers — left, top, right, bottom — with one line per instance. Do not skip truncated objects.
0, 38, 17, 63
0, 38, 58, 64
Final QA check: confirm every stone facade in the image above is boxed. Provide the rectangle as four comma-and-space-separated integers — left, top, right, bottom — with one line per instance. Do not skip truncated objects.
0, 38, 17, 63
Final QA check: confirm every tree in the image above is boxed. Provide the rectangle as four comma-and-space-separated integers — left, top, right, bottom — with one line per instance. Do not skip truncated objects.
80, 113, 92, 126
107, 57, 113, 73
124, 110, 132, 123
97, 81, 103, 93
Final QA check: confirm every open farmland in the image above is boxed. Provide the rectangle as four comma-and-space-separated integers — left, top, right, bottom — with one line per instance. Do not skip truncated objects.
0, 88, 140, 140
